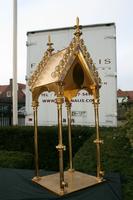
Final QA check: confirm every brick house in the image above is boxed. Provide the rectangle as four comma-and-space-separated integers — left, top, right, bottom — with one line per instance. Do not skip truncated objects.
0, 79, 25, 126
117, 89, 133, 120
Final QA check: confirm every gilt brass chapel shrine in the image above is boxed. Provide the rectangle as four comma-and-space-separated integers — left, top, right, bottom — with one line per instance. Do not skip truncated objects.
28, 18, 104, 196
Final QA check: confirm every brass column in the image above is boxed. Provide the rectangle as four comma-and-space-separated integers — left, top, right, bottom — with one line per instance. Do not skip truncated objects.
66, 100, 74, 172
32, 100, 39, 178
93, 98, 103, 180
56, 84, 67, 192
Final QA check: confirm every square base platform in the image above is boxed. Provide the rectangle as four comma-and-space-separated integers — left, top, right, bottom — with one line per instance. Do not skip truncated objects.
32, 171, 103, 196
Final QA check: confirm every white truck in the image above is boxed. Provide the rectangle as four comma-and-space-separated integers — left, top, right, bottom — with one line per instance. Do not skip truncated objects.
25, 23, 117, 127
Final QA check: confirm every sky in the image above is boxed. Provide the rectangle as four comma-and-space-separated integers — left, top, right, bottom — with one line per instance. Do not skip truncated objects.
0, 0, 133, 90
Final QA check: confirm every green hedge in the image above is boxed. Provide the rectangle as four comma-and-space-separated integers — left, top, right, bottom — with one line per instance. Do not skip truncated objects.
73, 129, 133, 200
0, 150, 33, 169
0, 126, 132, 199
0, 126, 93, 170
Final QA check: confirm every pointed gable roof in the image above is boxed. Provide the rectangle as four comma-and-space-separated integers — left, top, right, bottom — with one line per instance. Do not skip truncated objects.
28, 18, 101, 101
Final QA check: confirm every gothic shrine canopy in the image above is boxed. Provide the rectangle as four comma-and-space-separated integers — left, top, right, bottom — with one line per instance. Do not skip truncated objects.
28, 18, 101, 102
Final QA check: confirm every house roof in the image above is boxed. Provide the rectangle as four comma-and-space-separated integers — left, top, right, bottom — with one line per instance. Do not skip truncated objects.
117, 89, 128, 97
117, 89, 133, 101
0, 81, 25, 103
18, 83, 25, 90
0, 85, 7, 94
126, 91, 133, 101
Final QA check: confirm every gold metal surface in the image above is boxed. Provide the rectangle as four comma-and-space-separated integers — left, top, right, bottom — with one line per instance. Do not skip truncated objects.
93, 94, 103, 180
74, 17, 82, 41
32, 100, 39, 178
28, 18, 101, 98
64, 89, 79, 102
29, 49, 66, 92
56, 83, 67, 191
32, 171, 102, 196
47, 35, 54, 56
66, 100, 74, 171
29, 18, 104, 196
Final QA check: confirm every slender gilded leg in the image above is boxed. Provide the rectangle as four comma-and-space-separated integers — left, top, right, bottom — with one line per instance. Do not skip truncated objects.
32, 101, 39, 178
93, 98, 104, 181
66, 100, 74, 172
56, 84, 67, 193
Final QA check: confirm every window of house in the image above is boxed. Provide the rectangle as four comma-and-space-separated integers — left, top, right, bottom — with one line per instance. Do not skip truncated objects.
6, 91, 11, 97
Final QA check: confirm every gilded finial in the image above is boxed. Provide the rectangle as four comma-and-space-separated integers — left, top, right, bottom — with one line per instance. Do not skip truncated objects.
47, 34, 54, 55
48, 34, 51, 44
74, 17, 82, 40
76, 17, 79, 27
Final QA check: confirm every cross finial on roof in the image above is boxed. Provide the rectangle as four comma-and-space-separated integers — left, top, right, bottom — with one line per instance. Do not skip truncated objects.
74, 17, 82, 40
47, 34, 54, 55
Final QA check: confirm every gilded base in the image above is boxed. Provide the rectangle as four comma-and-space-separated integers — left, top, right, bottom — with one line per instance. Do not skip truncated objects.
32, 170, 104, 196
